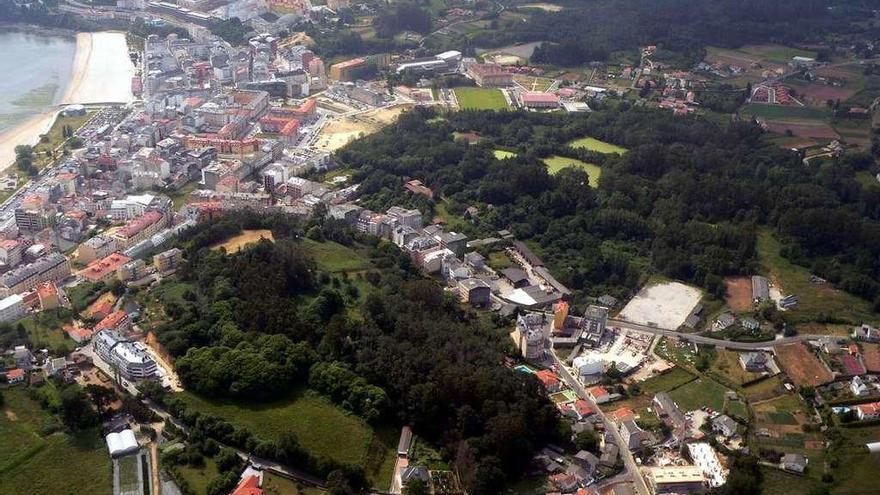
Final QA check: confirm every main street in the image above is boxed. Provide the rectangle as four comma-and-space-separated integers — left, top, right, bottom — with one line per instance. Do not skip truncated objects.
608, 318, 827, 350
550, 352, 650, 495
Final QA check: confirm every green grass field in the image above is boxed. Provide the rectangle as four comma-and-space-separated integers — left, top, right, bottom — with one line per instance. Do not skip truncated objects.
760, 466, 822, 495
740, 103, 830, 121
493, 149, 517, 159
454, 87, 509, 110
177, 389, 396, 488
301, 239, 373, 273
117, 454, 141, 493
0, 387, 112, 495
757, 230, 877, 325
668, 377, 729, 411
568, 137, 627, 155
542, 156, 601, 187
638, 368, 695, 395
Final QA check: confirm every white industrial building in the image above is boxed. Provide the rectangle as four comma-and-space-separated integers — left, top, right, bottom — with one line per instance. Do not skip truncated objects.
687, 442, 728, 488
105, 429, 140, 457
94, 330, 159, 380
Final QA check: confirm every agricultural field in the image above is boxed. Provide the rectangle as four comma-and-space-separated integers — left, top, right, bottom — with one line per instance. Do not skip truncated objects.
740, 103, 830, 121
542, 156, 601, 187
454, 87, 509, 110
774, 343, 834, 387
706, 44, 816, 67
637, 368, 695, 395
760, 467, 823, 495
668, 377, 729, 412
568, 136, 628, 155
176, 389, 397, 487
862, 343, 880, 373
757, 230, 878, 325
210, 229, 275, 254
708, 350, 765, 386
741, 376, 785, 402
0, 387, 112, 495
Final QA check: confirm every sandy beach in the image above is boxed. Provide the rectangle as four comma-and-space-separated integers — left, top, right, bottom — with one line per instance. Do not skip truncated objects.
0, 31, 134, 171
61, 31, 135, 105
0, 110, 57, 173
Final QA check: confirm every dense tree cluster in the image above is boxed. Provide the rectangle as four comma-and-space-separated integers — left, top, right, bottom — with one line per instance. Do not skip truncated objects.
473, 0, 868, 67
373, 2, 433, 38
154, 211, 559, 493
336, 105, 880, 310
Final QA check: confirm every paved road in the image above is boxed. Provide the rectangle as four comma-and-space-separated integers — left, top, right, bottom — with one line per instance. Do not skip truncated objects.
608, 318, 826, 350
550, 353, 650, 495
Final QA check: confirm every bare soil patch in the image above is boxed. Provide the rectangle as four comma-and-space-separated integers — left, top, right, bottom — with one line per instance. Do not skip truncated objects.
775, 343, 834, 387
725, 276, 753, 312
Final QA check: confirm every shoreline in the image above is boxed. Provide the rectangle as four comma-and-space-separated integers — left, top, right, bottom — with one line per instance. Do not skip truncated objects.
0, 110, 59, 173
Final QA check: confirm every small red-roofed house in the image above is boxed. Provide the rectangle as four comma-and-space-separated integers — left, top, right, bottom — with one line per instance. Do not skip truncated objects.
574, 399, 595, 418
587, 386, 611, 404
856, 401, 880, 421
6, 368, 25, 384
535, 369, 563, 392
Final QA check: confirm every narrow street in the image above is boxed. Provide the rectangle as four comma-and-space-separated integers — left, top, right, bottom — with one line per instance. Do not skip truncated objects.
550, 353, 650, 495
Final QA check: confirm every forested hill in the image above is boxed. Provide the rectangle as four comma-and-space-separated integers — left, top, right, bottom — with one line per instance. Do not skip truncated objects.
336, 106, 880, 310
475, 0, 871, 66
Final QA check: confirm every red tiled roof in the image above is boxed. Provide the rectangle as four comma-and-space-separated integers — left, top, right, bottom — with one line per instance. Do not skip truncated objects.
117, 211, 163, 238
535, 369, 560, 389
94, 310, 128, 332
587, 386, 608, 398
574, 399, 595, 417
79, 253, 131, 282
521, 91, 559, 104
7, 368, 25, 380
231, 475, 262, 495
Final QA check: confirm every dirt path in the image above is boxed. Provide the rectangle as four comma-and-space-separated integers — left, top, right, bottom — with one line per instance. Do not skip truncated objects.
150, 442, 160, 495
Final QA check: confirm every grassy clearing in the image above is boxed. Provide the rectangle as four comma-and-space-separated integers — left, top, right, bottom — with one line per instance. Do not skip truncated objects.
18, 310, 74, 354
0, 388, 111, 495
741, 103, 830, 121
568, 136, 627, 155
166, 181, 200, 210
760, 466, 822, 495
668, 377, 729, 411
117, 454, 141, 493
177, 456, 219, 495
454, 87, 509, 110
708, 350, 764, 386
542, 155, 601, 187
637, 368, 695, 394
32, 111, 94, 170
301, 238, 373, 273
742, 376, 785, 402
262, 472, 326, 494
757, 230, 877, 325
493, 149, 517, 159
177, 389, 395, 486
487, 251, 514, 271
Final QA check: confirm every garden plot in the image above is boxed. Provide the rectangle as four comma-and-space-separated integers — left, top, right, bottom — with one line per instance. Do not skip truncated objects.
618, 281, 703, 329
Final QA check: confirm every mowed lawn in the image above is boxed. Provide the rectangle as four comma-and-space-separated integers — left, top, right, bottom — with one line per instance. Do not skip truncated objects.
542, 156, 601, 187
177, 389, 396, 487
454, 87, 509, 110
757, 230, 877, 325
0, 387, 112, 495
301, 238, 373, 273
668, 377, 729, 412
568, 137, 627, 155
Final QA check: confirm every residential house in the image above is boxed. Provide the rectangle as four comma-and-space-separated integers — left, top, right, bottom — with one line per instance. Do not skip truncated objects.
653, 392, 688, 440
741, 317, 760, 331
457, 278, 491, 307
5, 368, 25, 384
856, 401, 880, 420
619, 419, 655, 451
714, 313, 735, 331
711, 415, 738, 437
853, 324, 880, 343
739, 351, 769, 372
780, 453, 807, 473
535, 369, 563, 393
13, 345, 33, 371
